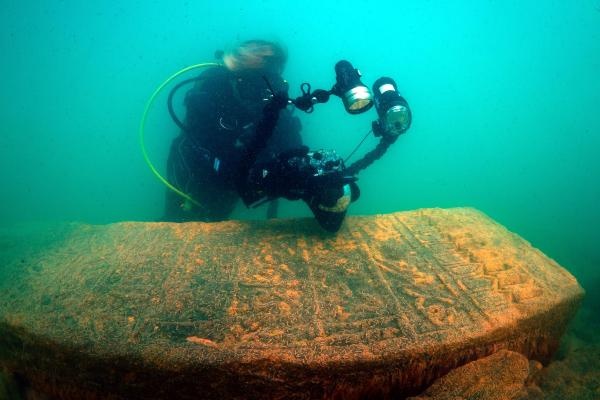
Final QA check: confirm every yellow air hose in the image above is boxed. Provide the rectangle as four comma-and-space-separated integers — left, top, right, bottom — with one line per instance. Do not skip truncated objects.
138, 62, 222, 207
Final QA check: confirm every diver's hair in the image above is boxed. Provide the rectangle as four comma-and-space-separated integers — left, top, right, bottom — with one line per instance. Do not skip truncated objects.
223, 39, 287, 73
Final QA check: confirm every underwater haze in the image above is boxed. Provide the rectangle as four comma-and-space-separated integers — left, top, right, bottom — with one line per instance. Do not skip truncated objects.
1, 0, 599, 305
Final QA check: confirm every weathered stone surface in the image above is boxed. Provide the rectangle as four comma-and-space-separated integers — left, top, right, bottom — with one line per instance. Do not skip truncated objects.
0, 208, 584, 399
407, 350, 536, 400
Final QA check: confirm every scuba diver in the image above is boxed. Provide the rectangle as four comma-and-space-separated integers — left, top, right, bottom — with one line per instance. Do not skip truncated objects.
164, 40, 301, 223
159, 39, 412, 232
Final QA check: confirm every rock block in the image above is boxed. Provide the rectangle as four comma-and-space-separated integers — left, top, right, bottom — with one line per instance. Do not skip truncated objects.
0, 208, 584, 399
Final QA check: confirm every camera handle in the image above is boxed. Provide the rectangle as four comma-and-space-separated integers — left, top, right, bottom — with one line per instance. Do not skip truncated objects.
292, 83, 331, 113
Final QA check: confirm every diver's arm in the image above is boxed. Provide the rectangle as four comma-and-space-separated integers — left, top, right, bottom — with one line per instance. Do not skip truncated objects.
276, 110, 303, 149
235, 93, 289, 187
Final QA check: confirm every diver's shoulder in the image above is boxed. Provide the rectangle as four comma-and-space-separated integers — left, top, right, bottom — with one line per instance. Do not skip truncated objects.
198, 65, 232, 81
191, 66, 233, 94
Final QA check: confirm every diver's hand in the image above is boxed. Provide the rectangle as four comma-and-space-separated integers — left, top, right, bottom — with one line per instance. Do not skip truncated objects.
264, 91, 290, 113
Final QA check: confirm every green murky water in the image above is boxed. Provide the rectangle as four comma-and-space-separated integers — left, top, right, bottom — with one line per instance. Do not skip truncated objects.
1, 1, 598, 398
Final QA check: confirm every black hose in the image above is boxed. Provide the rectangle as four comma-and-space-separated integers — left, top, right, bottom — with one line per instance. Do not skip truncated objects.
167, 77, 198, 131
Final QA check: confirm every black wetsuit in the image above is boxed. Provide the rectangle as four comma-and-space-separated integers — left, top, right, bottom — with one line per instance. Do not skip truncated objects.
164, 66, 302, 222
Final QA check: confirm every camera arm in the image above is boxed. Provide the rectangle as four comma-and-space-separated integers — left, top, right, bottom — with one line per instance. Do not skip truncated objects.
345, 135, 398, 176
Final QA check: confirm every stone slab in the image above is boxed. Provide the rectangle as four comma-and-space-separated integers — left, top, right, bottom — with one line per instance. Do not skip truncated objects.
0, 208, 584, 399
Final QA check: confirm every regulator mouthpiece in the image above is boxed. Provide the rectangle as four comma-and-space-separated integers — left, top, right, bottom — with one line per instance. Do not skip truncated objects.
372, 77, 411, 138
333, 60, 373, 114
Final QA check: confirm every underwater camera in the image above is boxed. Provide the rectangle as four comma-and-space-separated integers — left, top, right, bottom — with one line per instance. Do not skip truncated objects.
371, 77, 412, 138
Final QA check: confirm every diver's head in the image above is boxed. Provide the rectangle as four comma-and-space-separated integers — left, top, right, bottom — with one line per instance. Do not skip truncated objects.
221, 40, 289, 116
222, 40, 287, 75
